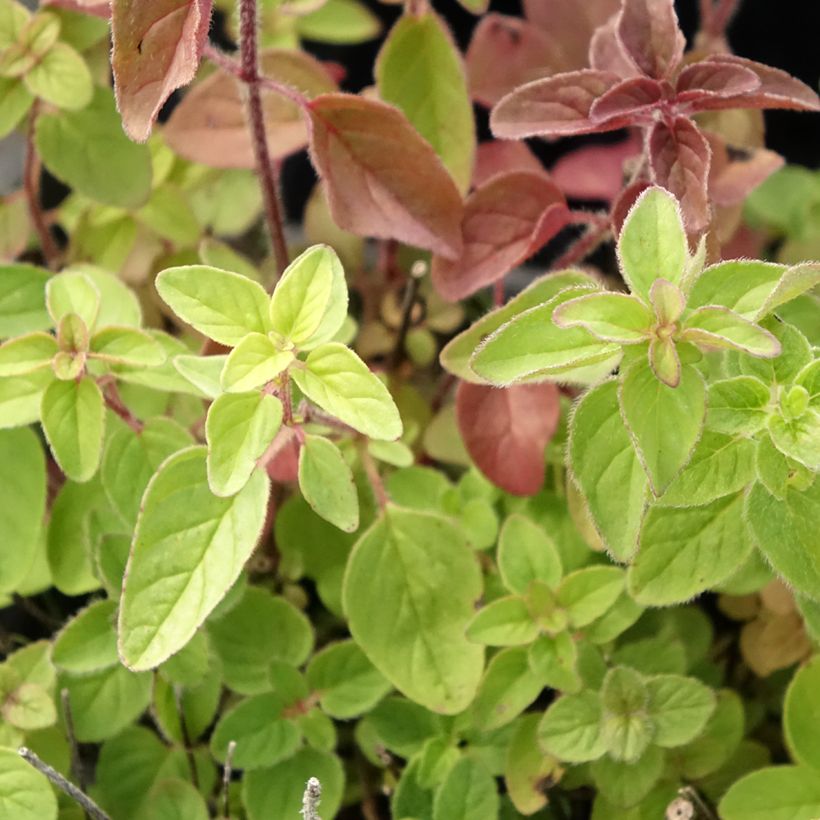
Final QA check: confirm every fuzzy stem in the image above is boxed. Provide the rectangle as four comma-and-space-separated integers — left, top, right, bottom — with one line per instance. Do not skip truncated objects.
220, 740, 237, 819
301, 777, 322, 820
99, 378, 143, 432
173, 685, 200, 790
238, 0, 290, 277
18, 748, 110, 820
390, 260, 426, 369
360, 444, 388, 509
24, 107, 59, 269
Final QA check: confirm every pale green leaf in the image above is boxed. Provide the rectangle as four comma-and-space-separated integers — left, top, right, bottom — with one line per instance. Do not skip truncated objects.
291, 342, 402, 440
528, 632, 581, 693
135, 779, 208, 820
173, 354, 227, 399
552, 292, 653, 343
784, 656, 820, 770
118, 447, 270, 671
707, 376, 771, 436
221, 332, 294, 392
0, 747, 57, 820
590, 745, 665, 808
646, 674, 716, 747
269, 244, 348, 349
433, 756, 499, 820
205, 391, 283, 497
0, 332, 56, 376
296, 0, 380, 43
0, 77, 33, 138
52, 599, 118, 675
538, 690, 607, 763
41, 376, 104, 482
298, 433, 359, 532
600, 666, 652, 762
556, 566, 624, 628
45, 270, 99, 328
156, 265, 271, 346
343, 506, 483, 714
616, 186, 688, 302
682, 306, 781, 357
0, 263, 50, 338
618, 359, 706, 495
23, 42, 92, 110
466, 596, 538, 646
719, 766, 820, 820
90, 326, 166, 368
497, 513, 563, 594
628, 492, 755, 605
768, 410, 820, 472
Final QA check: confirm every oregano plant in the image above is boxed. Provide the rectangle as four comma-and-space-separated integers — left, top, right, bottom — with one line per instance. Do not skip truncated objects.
0, 0, 818, 817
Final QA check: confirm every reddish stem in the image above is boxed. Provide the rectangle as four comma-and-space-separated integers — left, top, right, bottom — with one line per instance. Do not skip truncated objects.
24, 107, 59, 270
711, 0, 742, 36
237, 0, 290, 278
493, 276, 505, 307
360, 444, 388, 509
100, 379, 143, 432
551, 217, 611, 271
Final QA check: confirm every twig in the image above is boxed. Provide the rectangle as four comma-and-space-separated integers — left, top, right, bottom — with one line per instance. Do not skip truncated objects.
301, 777, 322, 820
173, 685, 200, 790
61, 689, 87, 809
237, 0, 290, 277
23, 106, 59, 269
12, 593, 61, 630
360, 444, 388, 509
390, 260, 426, 369
219, 740, 236, 819
99, 378, 143, 432
18, 747, 110, 820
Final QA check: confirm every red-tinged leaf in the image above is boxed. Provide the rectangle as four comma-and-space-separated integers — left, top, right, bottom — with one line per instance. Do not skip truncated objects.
707, 134, 784, 208
164, 50, 337, 169
720, 225, 766, 261
617, 0, 685, 80
589, 16, 641, 78
307, 93, 464, 259
456, 381, 560, 496
112, 0, 213, 142
522, 0, 621, 72
491, 69, 625, 139
432, 171, 570, 302
611, 180, 651, 235
473, 140, 545, 188
466, 15, 554, 107
649, 117, 712, 233
265, 428, 301, 483
684, 55, 820, 113
675, 61, 760, 104
589, 76, 663, 123
551, 132, 642, 202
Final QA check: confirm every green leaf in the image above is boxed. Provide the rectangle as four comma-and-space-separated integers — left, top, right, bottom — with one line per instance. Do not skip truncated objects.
619, 359, 706, 495
590, 745, 665, 808
471, 287, 623, 386
136, 779, 208, 820
41, 376, 104, 482
0, 428, 45, 593
90, 327, 166, 368
306, 640, 391, 719
102, 417, 193, 527
655, 432, 757, 508
46, 270, 99, 328
298, 434, 359, 532
0, 747, 57, 820
719, 765, 820, 820
569, 380, 648, 561
376, 11, 475, 194
174, 354, 227, 399
23, 42, 92, 110
52, 599, 118, 675
769, 410, 820, 472
291, 343, 402, 440
0, 370, 52, 429
35, 88, 152, 208
343, 506, 483, 714
628, 492, 755, 605
118, 447, 270, 671
784, 656, 820, 770
155, 265, 271, 347
208, 587, 314, 695
746, 480, 820, 602
221, 332, 294, 393
538, 690, 607, 763
0, 332, 56, 377
677, 689, 745, 779
646, 674, 715, 747
0, 263, 51, 338
528, 632, 582, 693
440, 270, 595, 383
553, 292, 653, 343
682, 306, 781, 357
617, 187, 688, 303
433, 757, 499, 820
556, 566, 624, 628
600, 666, 652, 763
210, 692, 300, 770
733, 318, 812, 385
707, 376, 771, 436
0, 77, 33, 139
242, 748, 345, 820
504, 713, 561, 815
468, 646, 542, 731
205, 391, 283, 497
497, 514, 563, 594
269, 244, 348, 350
296, 0, 381, 44
466, 597, 538, 646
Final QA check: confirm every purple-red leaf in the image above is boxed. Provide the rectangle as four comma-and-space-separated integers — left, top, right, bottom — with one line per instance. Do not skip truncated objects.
589, 76, 663, 123
491, 69, 624, 139
112, 0, 213, 142
307, 93, 464, 259
551, 132, 642, 202
649, 116, 712, 233
465, 15, 553, 107
164, 50, 337, 169
617, 0, 685, 80
687, 56, 820, 113
432, 171, 569, 302
473, 140, 546, 189
456, 381, 560, 496
675, 61, 760, 104
589, 16, 640, 77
